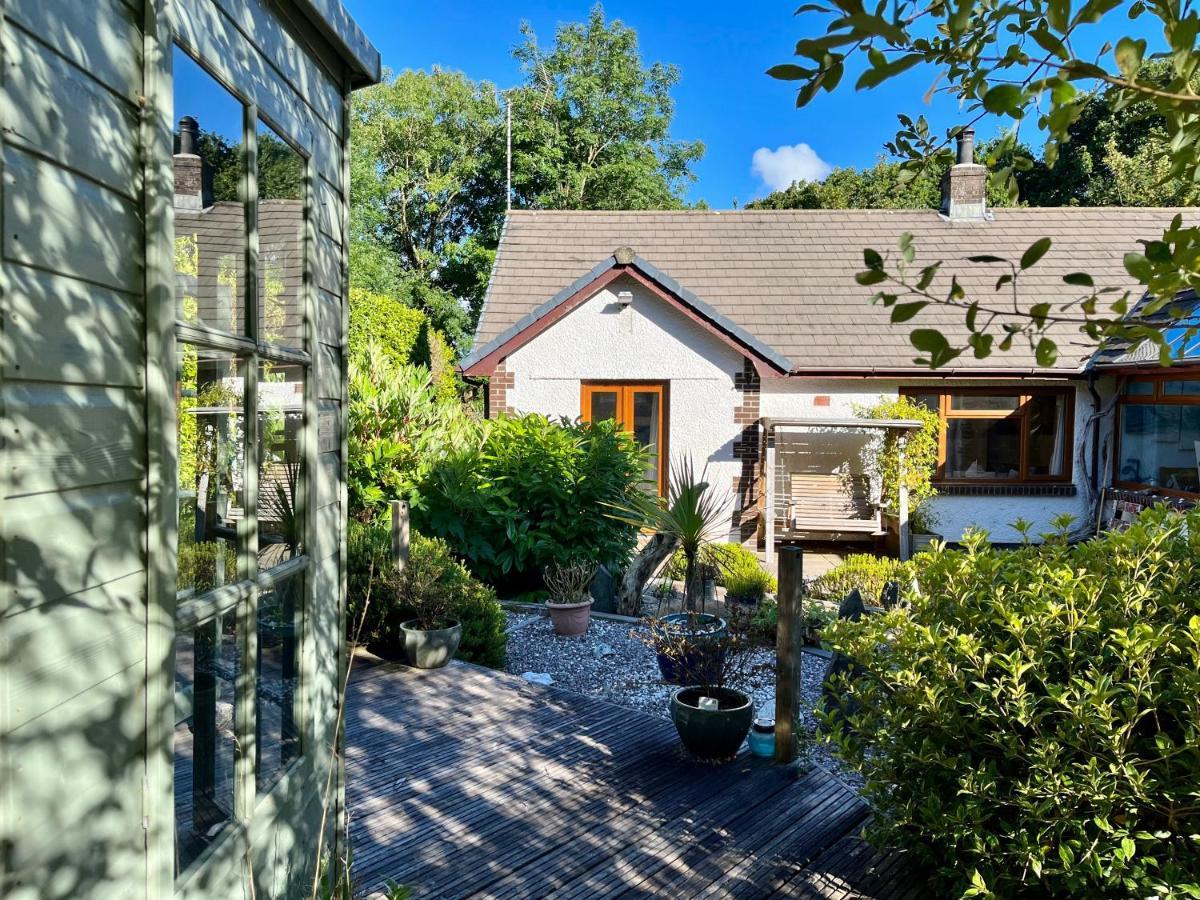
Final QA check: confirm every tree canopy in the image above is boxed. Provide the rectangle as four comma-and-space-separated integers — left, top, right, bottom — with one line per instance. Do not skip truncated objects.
771, 2, 1200, 367
348, 4, 704, 353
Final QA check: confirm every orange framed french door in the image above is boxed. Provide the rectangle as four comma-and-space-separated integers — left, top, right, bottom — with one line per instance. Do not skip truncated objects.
581, 382, 668, 495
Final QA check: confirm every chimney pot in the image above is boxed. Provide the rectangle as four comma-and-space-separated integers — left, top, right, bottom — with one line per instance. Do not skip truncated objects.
956, 127, 975, 165
178, 116, 200, 156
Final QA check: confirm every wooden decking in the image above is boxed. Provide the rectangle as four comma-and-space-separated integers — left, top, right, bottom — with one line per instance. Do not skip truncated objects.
345, 659, 921, 899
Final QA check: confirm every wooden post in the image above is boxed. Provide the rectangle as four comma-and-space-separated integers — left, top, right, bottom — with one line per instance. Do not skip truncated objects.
391, 500, 410, 574
897, 433, 911, 562
774, 546, 803, 763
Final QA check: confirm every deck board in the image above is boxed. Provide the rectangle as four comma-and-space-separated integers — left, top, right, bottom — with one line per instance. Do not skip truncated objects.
345, 660, 920, 898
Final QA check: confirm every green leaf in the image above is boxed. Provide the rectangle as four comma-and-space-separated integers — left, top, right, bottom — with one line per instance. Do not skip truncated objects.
863, 248, 884, 269
967, 255, 1006, 264
766, 64, 812, 81
856, 269, 888, 286
982, 84, 1026, 116
1114, 37, 1146, 77
1020, 237, 1052, 270
1063, 272, 1094, 287
1036, 338, 1059, 367
891, 301, 928, 323
1047, 0, 1071, 31
1124, 252, 1152, 282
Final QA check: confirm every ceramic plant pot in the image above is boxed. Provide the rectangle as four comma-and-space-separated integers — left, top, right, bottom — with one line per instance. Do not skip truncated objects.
670, 686, 754, 762
546, 599, 593, 636
401, 620, 462, 669
912, 532, 942, 553
653, 613, 727, 685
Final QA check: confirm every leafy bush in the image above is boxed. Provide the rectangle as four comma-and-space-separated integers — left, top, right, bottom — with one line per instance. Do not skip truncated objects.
177, 540, 238, 595
347, 344, 480, 521
662, 542, 771, 588
808, 553, 904, 606
723, 561, 776, 603
822, 507, 1200, 897
347, 518, 506, 668
853, 396, 940, 520
417, 414, 646, 591
348, 286, 454, 393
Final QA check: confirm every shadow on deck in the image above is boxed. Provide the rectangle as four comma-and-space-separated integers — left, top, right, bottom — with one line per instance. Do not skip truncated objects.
345, 659, 922, 899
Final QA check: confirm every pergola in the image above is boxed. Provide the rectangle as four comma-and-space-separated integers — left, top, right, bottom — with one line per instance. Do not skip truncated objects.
760, 417, 925, 567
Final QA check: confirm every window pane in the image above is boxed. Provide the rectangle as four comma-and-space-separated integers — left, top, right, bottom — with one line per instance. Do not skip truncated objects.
949, 393, 1019, 412
1162, 379, 1200, 397
631, 390, 661, 489
173, 47, 247, 335
1123, 379, 1155, 397
589, 390, 619, 422
259, 361, 305, 569
257, 120, 306, 349
906, 393, 940, 412
945, 418, 1021, 479
1118, 404, 1200, 493
257, 576, 302, 794
1026, 394, 1068, 477
175, 610, 239, 874
178, 346, 245, 597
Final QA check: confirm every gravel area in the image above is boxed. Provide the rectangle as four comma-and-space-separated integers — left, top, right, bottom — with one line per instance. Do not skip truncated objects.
502, 609, 860, 786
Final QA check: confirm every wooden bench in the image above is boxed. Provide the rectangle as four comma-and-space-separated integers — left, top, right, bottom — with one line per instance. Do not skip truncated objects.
785, 473, 881, 534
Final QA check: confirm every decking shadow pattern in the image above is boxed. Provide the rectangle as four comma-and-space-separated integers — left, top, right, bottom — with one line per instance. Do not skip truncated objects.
345, 659, 922, 899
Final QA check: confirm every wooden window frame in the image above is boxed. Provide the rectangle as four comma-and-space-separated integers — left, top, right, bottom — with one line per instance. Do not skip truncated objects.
901, 387, 1075, 485
1113, 373, 1200, 499
581, 381, 669, 495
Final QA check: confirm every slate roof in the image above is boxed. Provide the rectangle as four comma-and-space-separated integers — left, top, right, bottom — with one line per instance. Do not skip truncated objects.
475, 208, 1192, 374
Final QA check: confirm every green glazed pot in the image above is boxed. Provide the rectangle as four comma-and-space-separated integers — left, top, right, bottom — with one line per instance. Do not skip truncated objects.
401, 620, 462, 670
669, 686, 754, 762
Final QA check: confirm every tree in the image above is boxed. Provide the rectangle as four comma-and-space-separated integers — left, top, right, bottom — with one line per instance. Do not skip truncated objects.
771, 2, 1200, 366
194, 129, 303, 203
510, 5, 705, 211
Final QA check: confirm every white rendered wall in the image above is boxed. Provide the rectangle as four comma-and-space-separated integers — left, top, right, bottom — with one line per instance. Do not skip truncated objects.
504, 276, 746, 539
761, 378, 1097, 543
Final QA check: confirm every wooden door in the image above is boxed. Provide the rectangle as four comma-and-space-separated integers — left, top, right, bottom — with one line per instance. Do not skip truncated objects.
581, 383, 667, 494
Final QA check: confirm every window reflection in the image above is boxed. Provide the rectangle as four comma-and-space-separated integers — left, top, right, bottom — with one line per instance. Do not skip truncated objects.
257, 576, 302, 793
1119, 404, 1200, 493
173, 48, 247, 335
177, 345, 245, 597
174, 611, 239, 873
257, 120, 306, 349
259, 361, 305, 569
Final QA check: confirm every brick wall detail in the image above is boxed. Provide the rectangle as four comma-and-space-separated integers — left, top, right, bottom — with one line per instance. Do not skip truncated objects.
488, 361, 513, 418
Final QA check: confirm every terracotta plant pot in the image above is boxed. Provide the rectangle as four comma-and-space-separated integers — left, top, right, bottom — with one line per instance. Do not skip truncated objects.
546, 599, 592, 636
670, 686, 754, 762
401, 619, 462, 670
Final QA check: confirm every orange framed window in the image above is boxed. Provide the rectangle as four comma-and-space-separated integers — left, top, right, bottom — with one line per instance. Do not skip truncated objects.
902, 388, 1075, 484
581, 382, 668, 495
1114, 374, 1200, 497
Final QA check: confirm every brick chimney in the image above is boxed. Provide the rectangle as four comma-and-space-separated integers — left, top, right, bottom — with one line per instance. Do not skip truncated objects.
940, 128, 988, 220
174, 115, 204, 211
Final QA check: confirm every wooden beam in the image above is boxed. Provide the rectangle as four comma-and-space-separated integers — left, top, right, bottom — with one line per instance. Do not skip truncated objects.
391, 499, 410, 574
897, 434, 911, 562
774, 547, 803, 763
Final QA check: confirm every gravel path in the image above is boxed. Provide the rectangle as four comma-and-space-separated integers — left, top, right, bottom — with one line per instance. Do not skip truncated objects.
502, 610, 860, 786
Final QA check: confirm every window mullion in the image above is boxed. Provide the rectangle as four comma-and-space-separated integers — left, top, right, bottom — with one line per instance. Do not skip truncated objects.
237, 102, 260, 823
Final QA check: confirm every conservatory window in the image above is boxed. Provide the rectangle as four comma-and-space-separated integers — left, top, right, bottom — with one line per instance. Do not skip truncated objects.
172, 43, 311, 876
1116, 377, 1200, 496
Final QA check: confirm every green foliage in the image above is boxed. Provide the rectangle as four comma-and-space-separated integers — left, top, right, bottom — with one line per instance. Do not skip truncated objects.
662, 542, 776, 593
417, 414, 647, 590
822, 508, 1200, 896
347, 286, 455, 392
808, 553, 905, 606
192, 128, 303, 204
853, 396, 940, 519
347, 344, 480, 522
347, 520, 506, 668
773, 0, 1200, 366
177, 540, 238, 595
349, 8, 704, 339
723, 562, 776, 604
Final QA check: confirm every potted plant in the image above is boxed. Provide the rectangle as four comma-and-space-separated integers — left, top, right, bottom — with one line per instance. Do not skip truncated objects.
910, 505, 943, 553
650, 614, 760, 762
398, 550, 461, 670
608, 457, 733, 683
543, 559, 597, 636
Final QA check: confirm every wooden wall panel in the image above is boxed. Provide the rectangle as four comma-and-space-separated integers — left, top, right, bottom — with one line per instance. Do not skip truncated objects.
2, 265, 144, 388
317, 289, 343, 347
3, 148, 142, 293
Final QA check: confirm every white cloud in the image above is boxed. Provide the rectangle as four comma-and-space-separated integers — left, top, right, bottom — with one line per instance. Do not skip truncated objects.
751, 143, 833, 192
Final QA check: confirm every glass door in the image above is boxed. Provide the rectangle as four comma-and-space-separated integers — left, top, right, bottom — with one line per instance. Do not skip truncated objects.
581, 383, 667, 494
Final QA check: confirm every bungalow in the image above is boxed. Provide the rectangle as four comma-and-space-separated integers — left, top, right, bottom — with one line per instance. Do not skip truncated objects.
463, 132, 1200, 553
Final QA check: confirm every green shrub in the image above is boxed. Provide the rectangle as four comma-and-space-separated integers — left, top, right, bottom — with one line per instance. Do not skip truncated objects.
348, 286, 454, 390
346, 519, 506, 668
853, 396, 940, 518
347, 344, 480, 521
822, 507, 1200, 897
723, 561, 776, 603
662, 542, 773, 590
808, 553, 904, 605
177, 540, 238, 595
417, 414, 646, 591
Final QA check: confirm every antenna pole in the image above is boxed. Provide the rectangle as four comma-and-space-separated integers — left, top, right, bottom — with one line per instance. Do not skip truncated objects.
506, 94, 512, 212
